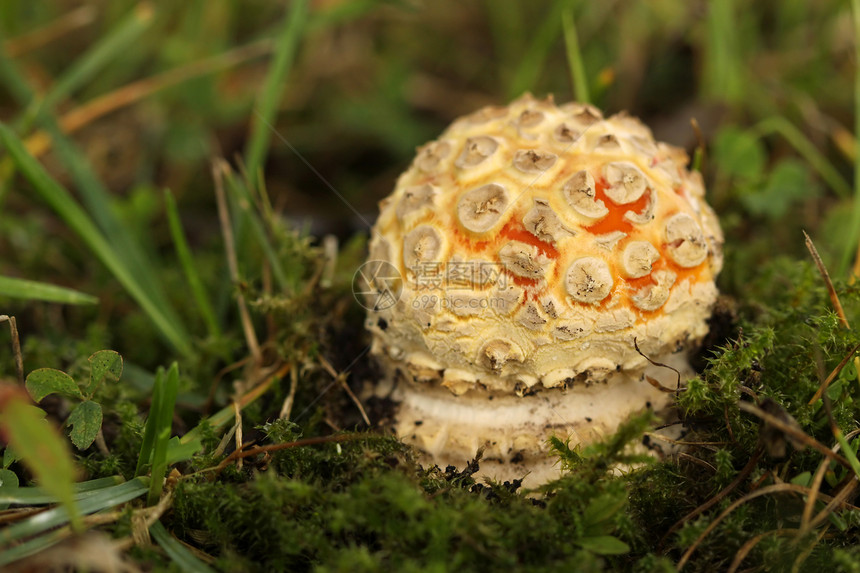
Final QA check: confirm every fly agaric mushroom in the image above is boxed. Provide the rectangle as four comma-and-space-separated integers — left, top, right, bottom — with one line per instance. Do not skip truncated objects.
361, 94, 723, 485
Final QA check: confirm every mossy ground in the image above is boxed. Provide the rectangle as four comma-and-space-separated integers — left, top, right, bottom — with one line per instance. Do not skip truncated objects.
2, 1, 860, 571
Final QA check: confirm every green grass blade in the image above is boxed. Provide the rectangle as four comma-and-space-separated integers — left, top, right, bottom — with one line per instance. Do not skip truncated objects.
2, 8, 165, 317
0, 476, 125, 505
0, 123, 192, 355
136, 368, 164, 477
0, 275, 98, 305
835, 429, 860, 478
148, 363, 180, 505
703, 0, 743, 105
23, 4, 154, 124
150, 521, 216, 573
244, 0, 310, 182
0, 46, 34, 105
485, 0, 524, 91
0, 49, 32, 205
224, 174, 289, 291
847, 0, 860, 276
164, 190, 221, 338
507, 1, 564, 99
41, 117, 179, 315
562, 6, 590, 104
751, 117, 852, 199
0, 477, 149, 557
0, 530, 67, 569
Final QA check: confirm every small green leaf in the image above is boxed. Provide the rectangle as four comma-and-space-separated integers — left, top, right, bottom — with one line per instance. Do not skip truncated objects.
166, 436, 202, 465
3, 447, 19, 468
0, 468, 20, 489
790, 471, 812, 487
578, 535, 630, 555
25, 368, 82, 402
582, 491, 627, 531
829, 510, 850, 532
86, 350, 122, 396
67, 401, 103, 450
0, 468, 19, 510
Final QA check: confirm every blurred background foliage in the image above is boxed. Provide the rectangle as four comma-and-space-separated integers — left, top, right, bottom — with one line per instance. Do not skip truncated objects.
2, 0, 860, 569
0, 0, 856, 361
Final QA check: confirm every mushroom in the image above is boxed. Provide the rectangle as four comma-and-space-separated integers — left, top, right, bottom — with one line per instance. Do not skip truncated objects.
363, 94, 723, 485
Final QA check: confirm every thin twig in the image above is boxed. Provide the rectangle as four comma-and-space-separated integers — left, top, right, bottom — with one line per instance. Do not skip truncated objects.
233, 401, 243, 470
0, 315, 24, 385
204, 433, 368, 475
800, 428, 860, 534
634, 337, 681, 390
318, 354, 370, 426
728, 528, 795, 573
677, 483, 850, 570
808, 477, 858, 530
804, 230, 849, 328
791, 528, 829, 573
660, 447, 762, 549
801, 452, 835, 534
279, 366, 299, 420
320, 235, 338, 289
676, 452, 717, 473
203, 355, 253, 415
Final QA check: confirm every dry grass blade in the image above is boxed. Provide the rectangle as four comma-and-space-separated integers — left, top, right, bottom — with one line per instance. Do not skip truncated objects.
232, 402, 243, 471
660, 447, 762, 549
676, 483, 840, 570
804, 230, 849, 328
0, 315, 24, 385
791, 528, 829, 573
278, 367, 299, 420
206, 434, 367, 475
808, 477, 858, 530
24, 39, 272, 159
634, 337, 681, 390
3, 6, 95, 57
212, 159, 261, 363
675, 452, 717, 473
738, 402, 852, 469
801, 453, 836, 534
727, 528, 795, 573
808, 341, 860, 404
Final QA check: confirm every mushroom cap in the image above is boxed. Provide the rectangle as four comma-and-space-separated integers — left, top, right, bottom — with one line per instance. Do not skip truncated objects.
364, 94, 723, 395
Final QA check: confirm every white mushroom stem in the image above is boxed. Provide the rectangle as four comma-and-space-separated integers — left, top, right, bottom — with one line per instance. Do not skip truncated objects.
372, 353, 691, 487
